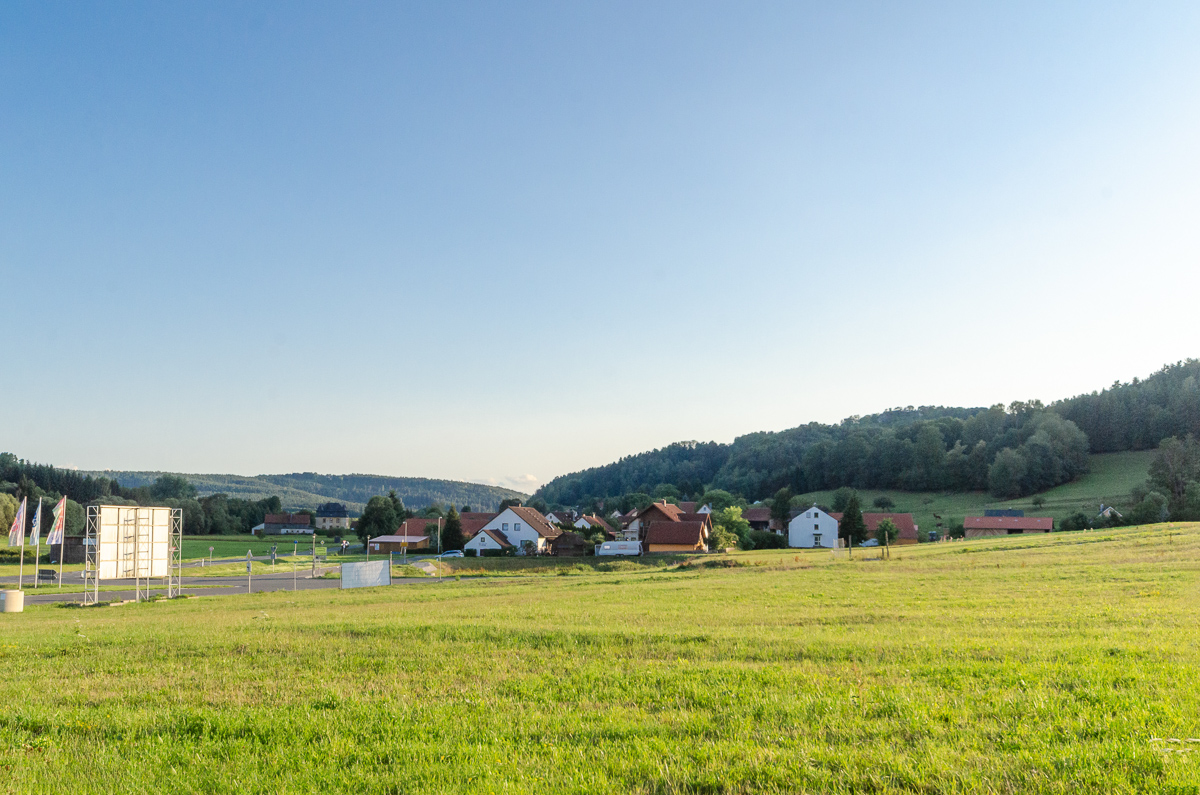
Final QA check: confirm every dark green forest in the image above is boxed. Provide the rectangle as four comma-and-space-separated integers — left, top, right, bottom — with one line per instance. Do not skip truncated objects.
536, 360, 1200, 506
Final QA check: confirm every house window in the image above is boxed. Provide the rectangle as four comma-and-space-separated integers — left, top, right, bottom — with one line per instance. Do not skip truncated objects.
814, 534, 822, 545
814, 523, 819, 530
502, 523, 508, 532
514, 523, 522, 533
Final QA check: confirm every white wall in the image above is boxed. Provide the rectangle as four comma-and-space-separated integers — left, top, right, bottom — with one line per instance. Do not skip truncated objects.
465, 531, 504, 555
788, 507, 839, 549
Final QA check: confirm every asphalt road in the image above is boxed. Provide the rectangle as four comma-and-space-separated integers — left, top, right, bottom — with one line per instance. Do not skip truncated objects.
3, 568, 446, 606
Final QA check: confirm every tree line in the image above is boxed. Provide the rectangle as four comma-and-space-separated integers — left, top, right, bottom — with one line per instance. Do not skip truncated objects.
537, 403, 1090, 506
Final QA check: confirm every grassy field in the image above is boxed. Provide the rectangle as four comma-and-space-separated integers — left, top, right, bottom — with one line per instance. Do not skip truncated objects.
1, 523, 1198, 793
794, 450, 1153, 534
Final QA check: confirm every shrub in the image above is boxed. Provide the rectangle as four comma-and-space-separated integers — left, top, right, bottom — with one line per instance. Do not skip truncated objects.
748, 530, 786, 549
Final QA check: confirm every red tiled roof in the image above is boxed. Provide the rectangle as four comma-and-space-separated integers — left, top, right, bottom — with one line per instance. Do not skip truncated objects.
509, 505, 562, 539
578, 514, 608, 528
965, 516, 1053, 531
473, 527, 513, 548
677, 513, 713, 528
645, 520, 707, 546
265, 513, 310, 526
460, 513, 496, 538
677, 502, 698, 514
828, 513, 918, 540
401, 518, 440, 536
742, 507, 771, 522
639, 502, 684, 523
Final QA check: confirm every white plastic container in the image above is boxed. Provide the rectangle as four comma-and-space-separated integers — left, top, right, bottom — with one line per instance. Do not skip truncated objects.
1, 590, 24, 613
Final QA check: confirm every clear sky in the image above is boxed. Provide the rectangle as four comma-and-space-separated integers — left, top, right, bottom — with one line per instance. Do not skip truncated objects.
3, 2, 1199, 492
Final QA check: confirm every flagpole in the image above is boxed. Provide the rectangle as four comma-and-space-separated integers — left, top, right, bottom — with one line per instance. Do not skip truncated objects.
18, 538, 24, 591
30, 498, 41, 589
58, 533, 64, 588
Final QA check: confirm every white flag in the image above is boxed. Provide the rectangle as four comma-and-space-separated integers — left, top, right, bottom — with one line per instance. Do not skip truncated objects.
47, 497, 67, 546
29, 498, 42, 546
7, 497, 26, 547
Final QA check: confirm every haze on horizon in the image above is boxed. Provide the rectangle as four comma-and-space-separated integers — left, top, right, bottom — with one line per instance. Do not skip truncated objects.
2, 2, 1199, 493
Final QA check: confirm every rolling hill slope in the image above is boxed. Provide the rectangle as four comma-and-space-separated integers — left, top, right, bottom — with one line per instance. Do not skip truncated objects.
85, 470, 527, 514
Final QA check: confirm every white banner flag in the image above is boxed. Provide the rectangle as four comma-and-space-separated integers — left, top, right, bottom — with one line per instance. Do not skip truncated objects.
7, 497, 26, 547
29, 498, 42, 547
47, 497, 67, 546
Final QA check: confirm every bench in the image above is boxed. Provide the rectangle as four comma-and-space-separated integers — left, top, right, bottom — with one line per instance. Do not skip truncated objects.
37, 569, 57, 582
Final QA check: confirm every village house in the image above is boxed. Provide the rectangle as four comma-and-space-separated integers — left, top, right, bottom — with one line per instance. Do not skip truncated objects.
645, 520, 708, 553
464, 527, 514, 555
468, 506, 561, 555
788, 505, 839, 548
626, 501, 713, 552
741, 507, 773, 533
314, 502, 351, 531
545, 510, 575, 525
964, 516, 1053, 537
572, 514, 610, 533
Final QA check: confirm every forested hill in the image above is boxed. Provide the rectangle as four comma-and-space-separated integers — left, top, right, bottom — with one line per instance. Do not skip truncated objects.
535, 360, 1200, 506
81, 471, 526, 513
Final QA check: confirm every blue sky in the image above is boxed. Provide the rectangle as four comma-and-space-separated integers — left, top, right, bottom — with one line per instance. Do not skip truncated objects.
2, 2, 1199, 492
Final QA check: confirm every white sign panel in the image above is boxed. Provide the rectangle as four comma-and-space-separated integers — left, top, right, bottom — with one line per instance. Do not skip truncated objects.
96, 506, 173, 580
340, 559, 391, 590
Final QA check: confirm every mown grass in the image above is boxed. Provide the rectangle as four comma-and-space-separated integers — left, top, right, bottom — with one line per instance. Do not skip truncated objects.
1, 524, 1198, 793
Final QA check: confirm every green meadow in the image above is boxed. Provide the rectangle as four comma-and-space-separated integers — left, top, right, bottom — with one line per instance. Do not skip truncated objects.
2, 524, 1199, 794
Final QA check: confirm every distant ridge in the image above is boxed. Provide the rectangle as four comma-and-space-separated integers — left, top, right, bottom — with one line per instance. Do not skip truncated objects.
85, 470, 527, 514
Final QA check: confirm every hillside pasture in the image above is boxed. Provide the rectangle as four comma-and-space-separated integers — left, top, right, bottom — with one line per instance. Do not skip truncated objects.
0, 523, 1197, 793
793, 449, 1152, 534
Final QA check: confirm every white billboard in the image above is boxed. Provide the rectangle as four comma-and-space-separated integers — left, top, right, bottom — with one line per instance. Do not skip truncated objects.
340, 559, 391, 590
95, 505, 174, 580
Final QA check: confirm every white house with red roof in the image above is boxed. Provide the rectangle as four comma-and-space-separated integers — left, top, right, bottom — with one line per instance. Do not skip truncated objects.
470, 506, 561, 555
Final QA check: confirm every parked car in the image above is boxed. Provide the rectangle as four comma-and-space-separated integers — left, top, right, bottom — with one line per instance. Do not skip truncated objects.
437, 550, 464, 558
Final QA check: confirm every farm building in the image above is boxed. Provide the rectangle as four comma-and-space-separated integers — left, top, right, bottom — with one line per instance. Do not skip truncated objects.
788, 506, 839, 549
829, 512, 920, 545
464, 527, 514, 555
964, 516, 1053, 537
551, 530, 589, 556
254, 513, 312, 535
741, 507, 773, 533
368, 534, 429, 553
645, 520, 708, 553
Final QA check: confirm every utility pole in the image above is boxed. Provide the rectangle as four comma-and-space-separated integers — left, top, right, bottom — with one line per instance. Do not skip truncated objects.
438, 517, 444, 556
311, 533, 317, 578
246, 549, 253, 594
